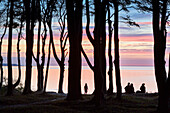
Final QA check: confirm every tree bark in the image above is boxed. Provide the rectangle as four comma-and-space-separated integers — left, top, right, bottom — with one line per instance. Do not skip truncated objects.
66, 0, 82, 100
34, 0, 43, 91
13, 17, 23, 88
92, 0, 106, 105
40, 19, 47, 92
152, 0, 169, 112
107, 3, 113, 94
7, 0, 14, 96
100, 1, 107, 94
23, 0, 35, 94
43, 31, 51, 93
113, 0, 122, 99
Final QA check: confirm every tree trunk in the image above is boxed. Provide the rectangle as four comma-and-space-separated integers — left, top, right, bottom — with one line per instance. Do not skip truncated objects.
107, 4, 113, 94
40, 20, 47, 91
101, 1, 107, 94
58, 63, 64, 93
43, 34, 51, 93
23, 0, 35, 94
114, 0, 122, 99
92, 0, 105, 105
36, 0, 43, 91
7, 0, 14, 96
152, 0, 169, 112
13, 18, 23, 88
66, 0, 82, 100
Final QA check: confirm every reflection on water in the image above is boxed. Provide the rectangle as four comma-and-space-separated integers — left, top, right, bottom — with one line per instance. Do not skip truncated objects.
3, 66, 158, 94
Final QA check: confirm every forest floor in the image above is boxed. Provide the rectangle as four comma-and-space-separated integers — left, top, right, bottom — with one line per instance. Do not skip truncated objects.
0, 91, 169, 113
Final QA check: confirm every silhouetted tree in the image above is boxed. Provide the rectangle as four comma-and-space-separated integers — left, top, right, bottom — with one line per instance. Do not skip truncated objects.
93, 0, 107, 105
82, 0, 106, 104
66, 0, 82, 100
113, 0, 122, 99
107, 2, 113, 95
12, 0, 25, 89
36, 0, 43, 91
134, 0, 170, 112
23, 0, 35, 94
53, 0, 68, 93
152, 0, 169, 112
44, 0, 56, 92
43, 29, 51, 93
40, 1, 48, 92
7, 0, 14, 96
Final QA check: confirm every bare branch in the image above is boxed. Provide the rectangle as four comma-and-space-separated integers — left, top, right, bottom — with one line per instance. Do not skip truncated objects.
86, 0, 94, 45
81, 45, 94, 71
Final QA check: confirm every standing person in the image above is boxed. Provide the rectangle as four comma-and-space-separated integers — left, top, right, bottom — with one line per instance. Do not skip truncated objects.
84, 83, 88, 94
140, 83, 146, 93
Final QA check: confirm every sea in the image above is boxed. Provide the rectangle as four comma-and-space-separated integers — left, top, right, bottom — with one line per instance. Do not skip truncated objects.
3, 66, 159, 94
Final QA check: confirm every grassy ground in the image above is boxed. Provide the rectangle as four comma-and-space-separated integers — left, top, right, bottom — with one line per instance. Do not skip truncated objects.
0, 92, 165, 113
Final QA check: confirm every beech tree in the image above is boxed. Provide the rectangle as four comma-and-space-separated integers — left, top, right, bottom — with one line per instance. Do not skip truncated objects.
66, 0, 83, 100
134, 0, 170, 112
107, 2, 113, 95
6, 0, 14, 96
23, 0, 35, 94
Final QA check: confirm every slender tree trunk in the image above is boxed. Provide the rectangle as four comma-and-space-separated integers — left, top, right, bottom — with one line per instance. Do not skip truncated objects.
58, 62, 64, 93
93, 0, 105, 105
107, 4, 113, 94
43, 35, 51, 93
152, 0, 168, 112
101, 1, 107, 93
36, 0, 43, 91
7, 0, 14, 96
41, 20, 47, 90
114, 0, 122, 99
66, 0, 82, 100
44, 17, 53, 92
13, 19, 23, 88
23, 0, 35, 94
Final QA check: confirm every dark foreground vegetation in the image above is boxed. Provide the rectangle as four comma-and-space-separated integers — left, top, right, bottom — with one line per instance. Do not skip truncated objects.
1, 92, 169, 113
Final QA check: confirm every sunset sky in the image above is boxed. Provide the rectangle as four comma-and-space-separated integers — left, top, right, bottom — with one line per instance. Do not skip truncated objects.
0, 9, 170, 67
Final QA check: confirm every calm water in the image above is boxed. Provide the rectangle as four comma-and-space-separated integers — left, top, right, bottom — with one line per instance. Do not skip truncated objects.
3, 66, 158, 94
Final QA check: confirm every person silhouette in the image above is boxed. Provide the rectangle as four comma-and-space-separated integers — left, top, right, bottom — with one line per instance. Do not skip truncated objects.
125, 82, 131, 94
140, 83, 146, 93
84, 83, 88, 94
130, 83, 134, 94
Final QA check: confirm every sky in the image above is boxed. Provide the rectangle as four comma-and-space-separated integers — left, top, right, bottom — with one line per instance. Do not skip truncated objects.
0, 7, 170, 68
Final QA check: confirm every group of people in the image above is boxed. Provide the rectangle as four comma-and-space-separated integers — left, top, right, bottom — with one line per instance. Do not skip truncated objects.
125, 82, 146, 94
84, 82, 146, 94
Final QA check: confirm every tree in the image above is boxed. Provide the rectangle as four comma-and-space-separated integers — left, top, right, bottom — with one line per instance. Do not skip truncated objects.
6, 0, 14, 96
82, 0, 106, 104
66, 0, 82, 100
93, 0, 107, 105
134, 0, 170, 112
53, 0, 68, 93
12, 0, 25, 89
107, 2, 113, 95
113, 0, 122, 99
23, 0, 35, 94
36, 0, 43, 91
152, 0, 169, 112
43, 0, 55, 92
